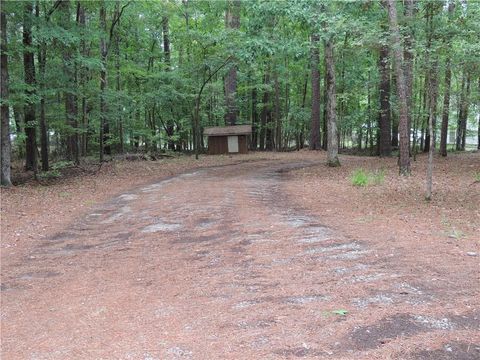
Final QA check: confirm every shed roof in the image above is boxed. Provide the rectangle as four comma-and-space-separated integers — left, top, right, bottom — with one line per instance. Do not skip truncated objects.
204, 125, 252, 136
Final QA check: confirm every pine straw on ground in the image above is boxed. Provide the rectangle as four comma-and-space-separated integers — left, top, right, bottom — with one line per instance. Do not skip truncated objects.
283, 150, 480, 359
0, 153, 274, 258
1, 150, 479, 359
2, 150, 478, 265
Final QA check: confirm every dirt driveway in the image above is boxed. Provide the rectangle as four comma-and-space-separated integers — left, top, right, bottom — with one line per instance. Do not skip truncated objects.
1, 159, 479, 359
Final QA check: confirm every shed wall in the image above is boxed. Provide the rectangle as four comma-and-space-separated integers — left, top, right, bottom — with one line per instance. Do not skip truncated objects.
207, 135, 249, 155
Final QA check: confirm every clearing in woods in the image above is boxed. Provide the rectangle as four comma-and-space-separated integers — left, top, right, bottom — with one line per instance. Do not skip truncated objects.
1, 152, 479, 359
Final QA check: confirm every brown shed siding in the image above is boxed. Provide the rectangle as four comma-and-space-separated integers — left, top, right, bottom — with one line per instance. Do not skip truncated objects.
207, 135, 249, 155
238, 135, 248, 153
207, 136, 228, 155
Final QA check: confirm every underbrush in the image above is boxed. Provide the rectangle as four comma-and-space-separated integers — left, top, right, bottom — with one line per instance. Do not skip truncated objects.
351, 168, 386, 187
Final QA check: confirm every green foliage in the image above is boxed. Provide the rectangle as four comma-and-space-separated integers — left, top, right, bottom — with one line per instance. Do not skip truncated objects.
351, 168, 385, 187
474, 172, 480, 182
351, 169, 369, 187
331, 309, 348, 316
38, 170, 61, 179
51, 161, 74, 171
38, 161, 74, 179
2, 0, 479, 166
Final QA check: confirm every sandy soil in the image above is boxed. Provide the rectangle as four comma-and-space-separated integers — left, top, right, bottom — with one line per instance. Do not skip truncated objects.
1, 151, 479, 359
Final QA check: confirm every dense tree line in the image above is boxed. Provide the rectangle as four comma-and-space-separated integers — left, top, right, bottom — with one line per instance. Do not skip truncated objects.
1, 0, 479, 187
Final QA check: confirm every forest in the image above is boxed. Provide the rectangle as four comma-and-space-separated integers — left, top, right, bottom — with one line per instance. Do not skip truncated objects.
2, 1, 480, 358
1, 0, 479, 186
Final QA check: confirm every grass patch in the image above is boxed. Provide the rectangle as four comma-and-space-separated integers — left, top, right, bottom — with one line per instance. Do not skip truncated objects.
474, 172, 480, 182
351, 169, 369, 187
351, 168, 386, 187
38, 169, 62, 179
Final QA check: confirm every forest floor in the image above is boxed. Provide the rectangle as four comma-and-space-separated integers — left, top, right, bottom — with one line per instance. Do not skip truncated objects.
1, 151, 479, 359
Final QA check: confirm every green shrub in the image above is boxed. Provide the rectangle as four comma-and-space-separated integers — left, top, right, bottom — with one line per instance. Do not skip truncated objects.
351, 168, 386, 187
51, 160, 74, 170
38, 170, 62, 179
351, 169, 369, 187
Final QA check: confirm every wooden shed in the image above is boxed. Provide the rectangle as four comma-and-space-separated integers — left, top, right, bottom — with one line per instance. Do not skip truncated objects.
204, 125, 252, 155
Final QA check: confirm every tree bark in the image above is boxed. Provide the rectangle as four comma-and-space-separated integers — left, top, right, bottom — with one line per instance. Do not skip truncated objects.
99, 0, 108, 161
440, 57, 452, 157
404, 0, 415, 152
325, 39, 339, 167
224, 0, 240, 125
260, 70, 270, 151
456, 71, 471, 151
77, 1, 88, 156
310, 34, 321, 150
23, 3, 38, 172
426, 58, 438, 201
322, 58, 327, 150
274, 69, 281, 151
59, 0, 79, 164
1, 10, 12, 186
385, 0, 410, 175
251, 87, 258, 149
162, 16, 175, 150
478, 77, 480, 150
378, 44, 391, 156
439, 0, 455, 157
36, 1, 49, 171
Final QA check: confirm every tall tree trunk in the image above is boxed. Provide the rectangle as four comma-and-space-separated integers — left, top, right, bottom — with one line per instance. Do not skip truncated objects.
77, 1, 88, 156
378, 44, 391, 156
456, 70, 471, 151
274, 69, 281, 151
299, 71, 308, 149
459, 73, 471, 151
325, 38, 339, 166
440, 57, 452, 157
367, 71, 374, 153
310, 34, 321, 150
426, 58, 438, 200
421, 74, 429, 152
36, 2, 49, 171
115, 3, 123, 154
251, 87, 258, 149
478, 77, 480, 150
224, 0, 240, 125
386, 0, 410, 175
259, 70, 270, 151
59, 0, 79, 164
404, 0, 415, 152
99, 0, 108, 161
23, 3, 38, 172
263, 63, 274, 151
162, 16, 175, 150
1, 10, 12, 186
439, 0, 455, 157
322, 56, 328, 150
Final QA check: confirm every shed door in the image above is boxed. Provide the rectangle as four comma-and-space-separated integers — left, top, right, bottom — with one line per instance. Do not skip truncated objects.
227, 136, 239, 153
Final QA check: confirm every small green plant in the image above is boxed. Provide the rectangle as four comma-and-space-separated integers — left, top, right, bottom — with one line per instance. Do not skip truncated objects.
51, 160, 74, 171
351, 168, 386, 187
351, 169, 369, 186
37, 169, 61, 179
474, 172, 480, 182
331, 309, 348, 316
